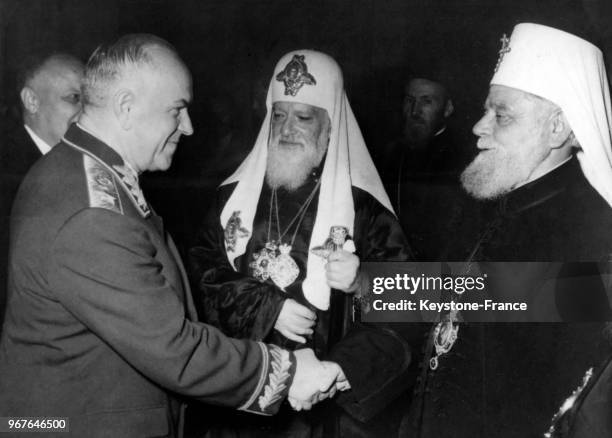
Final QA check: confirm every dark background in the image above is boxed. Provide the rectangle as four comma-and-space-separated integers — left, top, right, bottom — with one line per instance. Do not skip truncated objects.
1, 0, 612, 249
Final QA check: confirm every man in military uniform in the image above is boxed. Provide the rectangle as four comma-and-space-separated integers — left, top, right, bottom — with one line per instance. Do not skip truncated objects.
189, 50, 413, 437
403, 24, 612, 438
0, 35, 345, 437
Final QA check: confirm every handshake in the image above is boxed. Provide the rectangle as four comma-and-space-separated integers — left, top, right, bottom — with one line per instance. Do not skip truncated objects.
287, 348, 351, 411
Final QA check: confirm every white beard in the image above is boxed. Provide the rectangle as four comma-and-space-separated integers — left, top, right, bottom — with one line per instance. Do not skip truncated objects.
265, 140, 323, 191
461, 145, 547, 200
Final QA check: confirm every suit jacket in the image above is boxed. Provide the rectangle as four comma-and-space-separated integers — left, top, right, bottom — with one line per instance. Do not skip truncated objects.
0, 125, 41, 331
0, 124, 294, 438
0, 124, 41, 188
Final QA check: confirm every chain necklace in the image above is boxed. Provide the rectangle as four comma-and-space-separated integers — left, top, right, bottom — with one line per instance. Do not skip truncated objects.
428, 216, 503, 370
250, 180, 321, 290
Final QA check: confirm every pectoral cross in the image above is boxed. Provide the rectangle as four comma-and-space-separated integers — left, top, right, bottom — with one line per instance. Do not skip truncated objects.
494, 33, 511, 72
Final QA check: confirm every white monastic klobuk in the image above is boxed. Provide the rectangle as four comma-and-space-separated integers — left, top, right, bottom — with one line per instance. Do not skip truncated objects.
492, 23, 612, 206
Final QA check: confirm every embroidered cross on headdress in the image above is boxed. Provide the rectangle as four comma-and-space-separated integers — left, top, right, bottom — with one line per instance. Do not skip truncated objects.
494, 33, 511, 72
275, 54, 317, 96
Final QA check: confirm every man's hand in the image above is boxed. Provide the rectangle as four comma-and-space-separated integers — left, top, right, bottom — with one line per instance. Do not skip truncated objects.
296, 363, 352, 407
288, 349, 347, 411
326, 250, 360, 292
275, 299, 316, 343
335, 366, 351, 392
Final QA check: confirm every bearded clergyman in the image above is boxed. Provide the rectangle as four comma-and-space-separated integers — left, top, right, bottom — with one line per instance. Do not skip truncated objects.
188, 50, 414, 437
401, 24, 612, 438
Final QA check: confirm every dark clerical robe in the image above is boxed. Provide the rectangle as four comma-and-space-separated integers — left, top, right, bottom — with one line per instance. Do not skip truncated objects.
189, 172, 414, 437
403, 157, 612, 438
539, 350, 612, 438
384, 129, 480, 261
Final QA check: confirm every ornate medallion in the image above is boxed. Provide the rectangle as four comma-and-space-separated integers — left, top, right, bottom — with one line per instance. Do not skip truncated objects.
275, 54, 317, 96
269, 243, 299, 290
250, 242, 278, 282
250, 242, 299, 290
429, 318, 459, 370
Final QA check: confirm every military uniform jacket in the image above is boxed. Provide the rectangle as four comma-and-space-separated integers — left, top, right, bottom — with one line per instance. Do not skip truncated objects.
0, 124, 42, 331
0, 124, 294, 437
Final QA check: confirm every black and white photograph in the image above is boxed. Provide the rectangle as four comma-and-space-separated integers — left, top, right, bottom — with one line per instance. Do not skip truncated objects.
0, 1, 611, 437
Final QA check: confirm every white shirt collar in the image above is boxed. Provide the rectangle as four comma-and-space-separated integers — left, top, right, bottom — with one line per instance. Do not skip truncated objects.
24, 124, 53, 155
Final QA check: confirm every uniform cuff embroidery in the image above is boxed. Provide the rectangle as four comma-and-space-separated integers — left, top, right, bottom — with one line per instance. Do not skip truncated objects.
238, 343, 295, 415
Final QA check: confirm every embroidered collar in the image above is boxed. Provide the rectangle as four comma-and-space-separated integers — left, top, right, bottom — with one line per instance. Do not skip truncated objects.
62, 123, 151, 218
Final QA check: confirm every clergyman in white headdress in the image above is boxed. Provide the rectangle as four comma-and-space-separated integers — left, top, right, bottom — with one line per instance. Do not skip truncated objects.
189, 50, 414, 436
402, 23, 612, 438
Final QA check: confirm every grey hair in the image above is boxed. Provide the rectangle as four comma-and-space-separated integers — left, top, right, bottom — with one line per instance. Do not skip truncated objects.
82, 34, 177, 107
16, 52, 83, 95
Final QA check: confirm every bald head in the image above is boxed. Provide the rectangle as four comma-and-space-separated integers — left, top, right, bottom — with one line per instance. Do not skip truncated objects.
20, 53, 84, 147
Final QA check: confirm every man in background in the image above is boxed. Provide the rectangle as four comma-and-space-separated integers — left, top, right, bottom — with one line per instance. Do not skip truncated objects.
0, 51, 84, 329
384, 73, 473, 260
2, 51, 84, 188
